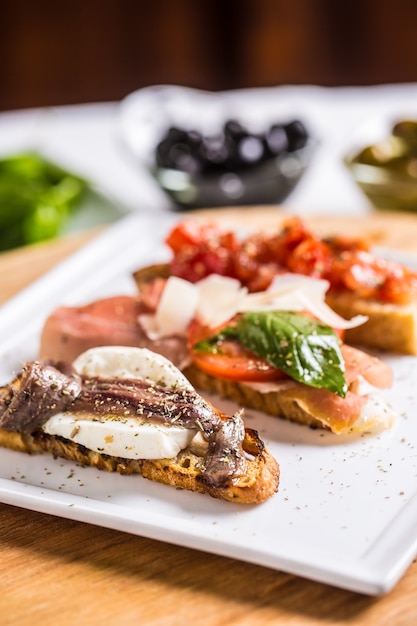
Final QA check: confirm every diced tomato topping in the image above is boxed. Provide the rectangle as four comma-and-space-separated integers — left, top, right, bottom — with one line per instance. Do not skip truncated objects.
166, 221, 239, 283
165, 221, 215, 251
165, 217, 417, 304
286, 237, 331, 277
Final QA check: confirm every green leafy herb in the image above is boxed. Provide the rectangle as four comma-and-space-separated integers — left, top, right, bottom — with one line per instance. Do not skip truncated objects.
0, 151, 88, 251
195, 311, 348, 397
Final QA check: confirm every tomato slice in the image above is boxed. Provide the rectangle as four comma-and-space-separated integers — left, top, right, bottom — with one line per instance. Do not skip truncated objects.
191, 350, 287, 382
187, 318, 287, 383
186, 312, 343, 384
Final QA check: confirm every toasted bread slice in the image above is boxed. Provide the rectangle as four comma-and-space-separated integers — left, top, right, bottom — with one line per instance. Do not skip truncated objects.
0, 426, 279, 504
133, 263, 170, 285
326, 292, 417, 355
182, 362, 395, 435
132, 264, 396, 434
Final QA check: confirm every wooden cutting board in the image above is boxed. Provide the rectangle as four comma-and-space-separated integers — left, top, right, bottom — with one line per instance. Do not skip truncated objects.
1, 207, 417, 624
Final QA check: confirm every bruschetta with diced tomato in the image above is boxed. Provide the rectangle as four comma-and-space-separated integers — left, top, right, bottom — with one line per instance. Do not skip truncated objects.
162, 217, 417, 355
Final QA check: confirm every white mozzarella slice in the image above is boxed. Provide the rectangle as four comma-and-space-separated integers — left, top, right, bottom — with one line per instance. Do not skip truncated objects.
73, 345, 194, 390
43, 346, 200, 460
43, 413, 196, 460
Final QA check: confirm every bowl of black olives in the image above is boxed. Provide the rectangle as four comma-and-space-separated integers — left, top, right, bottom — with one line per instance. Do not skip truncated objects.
119, 85, 316, 210
152, 118, 313, 209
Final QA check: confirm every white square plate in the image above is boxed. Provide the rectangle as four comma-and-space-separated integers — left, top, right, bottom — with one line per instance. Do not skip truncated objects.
1, 212, 417, 596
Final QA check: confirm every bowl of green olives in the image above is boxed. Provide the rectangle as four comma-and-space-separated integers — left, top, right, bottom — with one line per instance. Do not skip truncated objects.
345, 120, 417, 212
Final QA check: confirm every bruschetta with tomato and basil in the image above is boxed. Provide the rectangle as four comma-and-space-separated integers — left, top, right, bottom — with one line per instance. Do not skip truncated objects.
160, 217, 417, 355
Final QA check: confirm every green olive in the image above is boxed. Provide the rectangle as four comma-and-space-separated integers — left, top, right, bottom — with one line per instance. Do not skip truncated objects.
392, 120, 417, 147
352, 137, 409, 166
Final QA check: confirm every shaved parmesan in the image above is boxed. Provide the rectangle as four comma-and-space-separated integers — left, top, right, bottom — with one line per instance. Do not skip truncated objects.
196, 275, 248, 328
242, 274, 368, 330
138, 272, 368, 339
139, 276, 199, 338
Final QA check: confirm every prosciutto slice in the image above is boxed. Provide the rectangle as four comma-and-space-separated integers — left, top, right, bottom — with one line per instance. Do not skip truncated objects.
245, 345, 394, 433
341, 344, 392, 388
39, 295, 190, 369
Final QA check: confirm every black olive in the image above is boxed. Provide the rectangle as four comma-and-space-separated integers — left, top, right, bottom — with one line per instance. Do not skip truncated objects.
264, 124, 289, 156
154, 117, 310, 173
223, 119, 248, 141
200, 133, 230, 169
285, 120, 309, 151
236, 134, 265, 165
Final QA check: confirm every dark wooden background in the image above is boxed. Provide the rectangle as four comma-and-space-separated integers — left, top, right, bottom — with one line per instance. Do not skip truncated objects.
1, 0, 417, 111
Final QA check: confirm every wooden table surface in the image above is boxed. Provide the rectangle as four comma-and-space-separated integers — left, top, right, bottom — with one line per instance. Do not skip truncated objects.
1, 208, 417, 625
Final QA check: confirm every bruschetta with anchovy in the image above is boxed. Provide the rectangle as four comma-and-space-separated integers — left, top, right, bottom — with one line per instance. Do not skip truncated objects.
0, 346, 279, 504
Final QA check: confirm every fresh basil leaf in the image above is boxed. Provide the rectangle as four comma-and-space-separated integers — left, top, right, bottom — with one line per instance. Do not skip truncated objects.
236, 311, 348, 397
